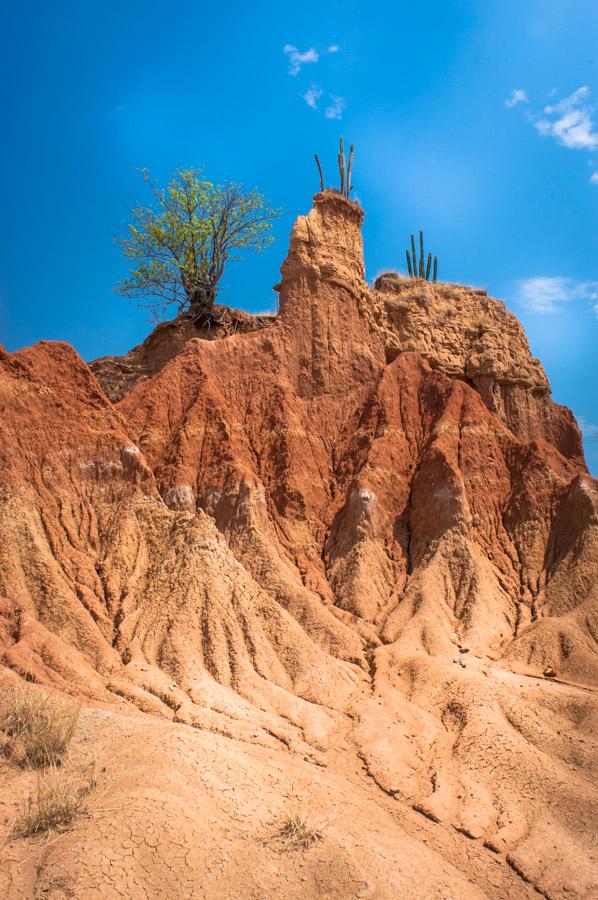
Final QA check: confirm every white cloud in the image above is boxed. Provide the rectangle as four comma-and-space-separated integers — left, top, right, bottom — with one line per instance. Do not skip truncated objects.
505, 88, 528, 108
578, 418, 598, 439
534, 86, 598, 150
516, 277, 598, 314
283, 44, 318, 76
590, 172, 598, 184
303, 85, 323, 109
324, 95, 346, 119
327, 44, 340, 53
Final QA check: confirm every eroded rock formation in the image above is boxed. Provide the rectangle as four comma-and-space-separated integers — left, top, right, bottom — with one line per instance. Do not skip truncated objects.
1, 190, 596, 899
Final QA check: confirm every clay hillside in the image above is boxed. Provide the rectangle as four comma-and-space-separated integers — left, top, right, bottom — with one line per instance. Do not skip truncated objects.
1, 191, 597, 899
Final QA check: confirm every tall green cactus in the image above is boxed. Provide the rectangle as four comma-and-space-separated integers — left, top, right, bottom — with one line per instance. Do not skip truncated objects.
346, 144, 354, 197
314, 138, 355, 198
338, 137, 346, 195
405, 229, 438, 283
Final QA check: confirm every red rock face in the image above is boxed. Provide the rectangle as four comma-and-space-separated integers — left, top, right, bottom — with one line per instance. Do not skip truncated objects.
374, 272, 586, 465
1, 191, 597, 898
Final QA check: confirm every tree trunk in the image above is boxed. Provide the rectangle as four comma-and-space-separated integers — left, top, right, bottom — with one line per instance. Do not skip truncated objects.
189, 286, 216, 313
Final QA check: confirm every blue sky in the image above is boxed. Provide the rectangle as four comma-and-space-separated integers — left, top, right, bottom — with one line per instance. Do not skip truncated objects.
1, 0, 597, 471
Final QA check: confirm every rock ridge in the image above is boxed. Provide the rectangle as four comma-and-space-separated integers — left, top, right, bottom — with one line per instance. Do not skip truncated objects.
0, 191, 596, 899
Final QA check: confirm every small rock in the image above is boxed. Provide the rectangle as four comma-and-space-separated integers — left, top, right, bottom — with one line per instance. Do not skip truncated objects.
543, 666, 557, 678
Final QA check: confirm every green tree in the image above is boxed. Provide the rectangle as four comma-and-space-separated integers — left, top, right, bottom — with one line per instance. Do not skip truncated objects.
116, 168, 279, 320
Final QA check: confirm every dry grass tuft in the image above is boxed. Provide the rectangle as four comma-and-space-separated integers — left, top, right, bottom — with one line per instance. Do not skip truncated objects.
11, 763, 95, 838
277, 809, 328, 850
0, 685, 80, 769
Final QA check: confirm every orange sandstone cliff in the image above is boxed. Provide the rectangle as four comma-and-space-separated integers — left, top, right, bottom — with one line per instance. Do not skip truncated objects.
0, 191, 596, 899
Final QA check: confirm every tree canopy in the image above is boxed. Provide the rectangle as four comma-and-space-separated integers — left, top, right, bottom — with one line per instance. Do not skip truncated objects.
116, 168, 279, 320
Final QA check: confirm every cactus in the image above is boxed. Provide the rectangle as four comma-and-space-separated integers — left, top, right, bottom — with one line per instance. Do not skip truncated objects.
314, 154, 324, 191
338, 137, 346, 196
346, 144, 354, 197
337, 138, 355, 198
315, 139, 355, 198
405, 230, 439, 283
